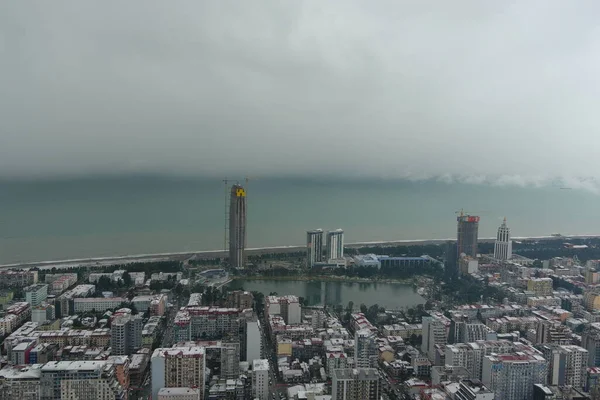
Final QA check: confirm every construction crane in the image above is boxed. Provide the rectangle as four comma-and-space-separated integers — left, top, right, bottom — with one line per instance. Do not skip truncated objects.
222, 178, 230, 252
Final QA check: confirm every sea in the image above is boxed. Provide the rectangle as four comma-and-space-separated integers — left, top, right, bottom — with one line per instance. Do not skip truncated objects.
0, 176, 598, 265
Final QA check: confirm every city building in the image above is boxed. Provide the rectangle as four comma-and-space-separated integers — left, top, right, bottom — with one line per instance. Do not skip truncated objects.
226, 290, 254, 310
582, 325, 600, 367
527, 278, 554, 297
355, 329, 377, 369
73, 296, 126, 313
229, 184, 247, 269
253, 359, 269, 400
422, 315, 449, 362
332, 368, 380, 400
157, 387, 201, 400
536, 320, 571, 345
482, 353, 548, 400
0, 270, 38, 288
326, 229, 344, 261
544, 345, 587, 389
111, 314, 143, 355
265, 295, 301, 325
24, 284, 48, 307
39, 360, 125, 400
132, 294, 167, 316
32, 304, 55, 323
460, 256, 479, 275
151, 346, 205, 400
307, 229, 324, 267
457, 213, 479, 258
455, 379, 495, 400
494, 218, 512, 261
173, 306, 246, 344
0, 364, 42, 400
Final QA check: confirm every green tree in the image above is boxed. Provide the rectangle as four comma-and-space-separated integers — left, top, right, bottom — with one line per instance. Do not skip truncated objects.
122, 271, 132, 287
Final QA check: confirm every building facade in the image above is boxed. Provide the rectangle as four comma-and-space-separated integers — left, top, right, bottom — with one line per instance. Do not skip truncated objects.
306, 229, 324, 267
326, 229, 344, 261
332, 368, 379, 400
355, 329, 377, 369
24, 284, 48, 307
494, 218, 512, 261
253, 359, 269, 400
111, 314, 143, 355
457, 214, 479, 258
229, 184, 247, 269
151, 347, 205, 400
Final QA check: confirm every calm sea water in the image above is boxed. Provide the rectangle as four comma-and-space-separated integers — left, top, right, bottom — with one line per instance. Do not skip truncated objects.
226, 278, 424, 309
0, 176, 598, 264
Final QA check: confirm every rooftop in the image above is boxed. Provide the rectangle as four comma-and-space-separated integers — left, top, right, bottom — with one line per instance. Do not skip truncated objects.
253, 359, 269, 371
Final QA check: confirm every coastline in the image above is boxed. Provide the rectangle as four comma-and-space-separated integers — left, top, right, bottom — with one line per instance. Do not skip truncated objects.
1, 234, 597, 270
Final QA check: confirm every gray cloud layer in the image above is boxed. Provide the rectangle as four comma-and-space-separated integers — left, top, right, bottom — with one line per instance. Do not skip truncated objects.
1, 1, 600, 185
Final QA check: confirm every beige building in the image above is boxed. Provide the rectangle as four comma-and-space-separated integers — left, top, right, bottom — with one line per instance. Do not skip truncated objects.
151, 346, 205, 400
527, 278, 553, 296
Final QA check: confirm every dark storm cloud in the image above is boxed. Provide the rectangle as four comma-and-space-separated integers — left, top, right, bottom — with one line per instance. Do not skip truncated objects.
1, 1, 600, 188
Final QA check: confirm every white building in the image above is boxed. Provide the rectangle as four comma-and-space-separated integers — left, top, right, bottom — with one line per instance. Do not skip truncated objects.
422, 315, 449, 362
253, 359, 270, 400
157, 387, 201, 400
355, 329, 377, 368
24, 284, 48, 307
307, 229, 324, 267
73, 297, 126, 313
39, 360, 126, 399
327, 229, 344, 260
459, 256, 479, 275
265, 295, 301, 325
353, 254, 381, 269
151, 347, 205, 400
494, 218, 512, 261
482, 353, 547, 400
332, 368, 379, 400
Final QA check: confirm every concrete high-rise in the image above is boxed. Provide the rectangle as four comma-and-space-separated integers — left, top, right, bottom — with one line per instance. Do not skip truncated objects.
111, 314, 143, 355
326, 229, 344, 260
494, 218, 512, 261
151, 346, 205, 400
306, 229, 324, 267
332, 368, 380, 400
253, 359, 270, 400
355, 329, 377, 368
457, 213, 479, 258
229, 184, 247, 269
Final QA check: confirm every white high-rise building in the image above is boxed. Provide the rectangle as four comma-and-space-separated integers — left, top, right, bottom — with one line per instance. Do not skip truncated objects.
307, 229, 324, 267
482, 353, 547, 400
494, 218, 512, 261
355, 329, 377, 368
327, 229, 344, 260
253, 359, 269, 400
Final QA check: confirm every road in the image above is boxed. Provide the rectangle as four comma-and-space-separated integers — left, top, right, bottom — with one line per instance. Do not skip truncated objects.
131, 296, 183, 400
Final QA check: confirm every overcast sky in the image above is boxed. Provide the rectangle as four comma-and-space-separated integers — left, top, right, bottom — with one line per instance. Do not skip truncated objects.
1, 1, 600, 187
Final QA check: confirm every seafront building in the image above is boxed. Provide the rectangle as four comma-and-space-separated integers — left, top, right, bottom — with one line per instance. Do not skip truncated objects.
494, 218, 512, 261
307, 229, 324, 267
326, 229, 344, 261
24, 284, 48, 307
457, 212, 479, 258
229, 184, 247, 269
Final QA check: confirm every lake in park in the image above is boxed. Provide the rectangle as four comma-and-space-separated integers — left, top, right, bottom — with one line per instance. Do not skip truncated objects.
226, 278, 424, 309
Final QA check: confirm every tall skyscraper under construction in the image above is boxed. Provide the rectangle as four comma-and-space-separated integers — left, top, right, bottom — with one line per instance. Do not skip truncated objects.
229, 184, 247, 268
456, 212, 479, 258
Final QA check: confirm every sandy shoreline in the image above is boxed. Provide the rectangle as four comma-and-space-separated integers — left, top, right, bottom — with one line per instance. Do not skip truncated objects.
1, 234, 596, 269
